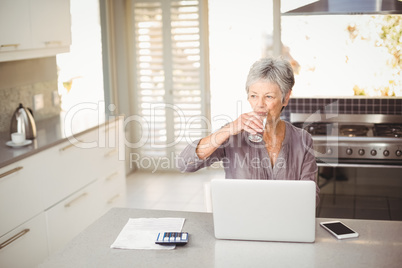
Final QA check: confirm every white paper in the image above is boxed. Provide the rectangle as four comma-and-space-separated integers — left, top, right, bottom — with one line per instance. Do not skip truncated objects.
110, 218, 185, 250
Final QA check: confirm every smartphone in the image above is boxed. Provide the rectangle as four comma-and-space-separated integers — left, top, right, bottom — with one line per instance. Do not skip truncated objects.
320, 221, 359, 239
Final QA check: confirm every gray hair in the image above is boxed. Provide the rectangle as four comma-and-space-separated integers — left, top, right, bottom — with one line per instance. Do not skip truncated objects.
245, 57, 295, 103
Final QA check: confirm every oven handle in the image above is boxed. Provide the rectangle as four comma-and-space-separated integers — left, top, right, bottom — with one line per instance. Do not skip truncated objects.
317, 160, 402, 169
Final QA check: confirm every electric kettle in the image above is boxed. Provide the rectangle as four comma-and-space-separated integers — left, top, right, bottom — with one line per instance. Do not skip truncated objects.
10, 103, 37, 139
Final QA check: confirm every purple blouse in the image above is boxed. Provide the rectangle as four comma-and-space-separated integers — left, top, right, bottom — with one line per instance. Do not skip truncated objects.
177, 121, 320, 205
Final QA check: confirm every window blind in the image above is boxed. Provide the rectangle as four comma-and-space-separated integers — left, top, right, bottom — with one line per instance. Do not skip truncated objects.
132, 0, 209, 170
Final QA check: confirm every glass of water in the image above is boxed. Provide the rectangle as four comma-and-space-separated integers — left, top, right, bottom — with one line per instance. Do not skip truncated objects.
248, 117, 267, 143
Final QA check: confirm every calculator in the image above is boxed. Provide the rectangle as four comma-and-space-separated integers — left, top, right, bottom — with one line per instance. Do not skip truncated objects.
155, 232, 189, 245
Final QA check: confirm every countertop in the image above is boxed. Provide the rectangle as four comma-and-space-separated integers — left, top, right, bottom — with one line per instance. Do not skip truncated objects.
0, 112, 110, 169
39, 208, 402, 268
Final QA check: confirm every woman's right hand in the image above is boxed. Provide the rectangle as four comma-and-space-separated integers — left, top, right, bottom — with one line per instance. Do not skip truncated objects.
196, 112, 264, 160
229, 112, 265, 136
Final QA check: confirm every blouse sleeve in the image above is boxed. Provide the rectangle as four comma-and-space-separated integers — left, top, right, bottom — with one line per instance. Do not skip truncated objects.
176, 139, 226, 173
301, 134, 320, 206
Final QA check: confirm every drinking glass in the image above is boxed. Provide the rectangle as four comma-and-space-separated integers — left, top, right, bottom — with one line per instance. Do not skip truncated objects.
248, 117, 267, 143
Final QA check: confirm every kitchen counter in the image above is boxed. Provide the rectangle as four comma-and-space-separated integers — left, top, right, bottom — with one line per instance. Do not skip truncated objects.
39, 208, 402, 268
0, 112, 115, 169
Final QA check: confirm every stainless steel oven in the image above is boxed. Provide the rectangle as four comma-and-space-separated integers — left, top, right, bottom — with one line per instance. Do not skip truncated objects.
291, 113, 402, 221
291, 114, 402, 167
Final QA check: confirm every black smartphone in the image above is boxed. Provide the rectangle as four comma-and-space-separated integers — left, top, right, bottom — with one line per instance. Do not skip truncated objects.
320, 221, 359, 239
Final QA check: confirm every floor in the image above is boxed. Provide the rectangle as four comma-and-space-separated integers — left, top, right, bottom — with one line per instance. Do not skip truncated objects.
126, 167, 402, 221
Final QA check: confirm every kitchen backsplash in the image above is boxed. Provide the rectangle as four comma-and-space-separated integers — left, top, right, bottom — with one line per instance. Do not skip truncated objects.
0, 80, 61, 133
282, 98, 402, 121
0, 57, 61, 134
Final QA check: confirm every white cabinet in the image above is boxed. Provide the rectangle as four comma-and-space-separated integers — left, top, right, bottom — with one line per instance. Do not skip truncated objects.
42, 129, 100, 209
97, 153, 127, 215
45, 180, 99, 254
0, 0, 32, 51
44, 119, 126, 254
0, 0, 71, 62
0, 151, 49, 237
0, 212, 48, 268
31, 0, 71, 50
0, 119, 126, 266
96, 122, 127, 215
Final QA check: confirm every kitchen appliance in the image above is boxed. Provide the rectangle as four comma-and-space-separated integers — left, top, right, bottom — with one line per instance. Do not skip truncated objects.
291, 114, 402, 167
10, 103, 37, 140
283, 0, 402, 15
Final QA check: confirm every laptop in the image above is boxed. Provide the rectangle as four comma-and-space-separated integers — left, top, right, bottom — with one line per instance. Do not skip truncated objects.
211, 179, 316, 243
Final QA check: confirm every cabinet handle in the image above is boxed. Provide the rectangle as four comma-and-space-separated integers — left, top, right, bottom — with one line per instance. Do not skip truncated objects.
0, 229, 30, 250
64, 193, 88, 208
0, 166, 23, 180
104, 149, 118, 157
105, 172, 119, 181
44, 41, 62, 46
1, 44, 20, 48
59, 142, 78, 152
107, 194, 120, 204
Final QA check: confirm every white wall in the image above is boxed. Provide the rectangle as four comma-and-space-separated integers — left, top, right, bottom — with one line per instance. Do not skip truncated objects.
208, 0, 273, 130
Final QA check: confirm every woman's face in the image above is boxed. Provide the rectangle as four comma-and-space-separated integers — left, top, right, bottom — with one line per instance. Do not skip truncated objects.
247, 81, 290, 121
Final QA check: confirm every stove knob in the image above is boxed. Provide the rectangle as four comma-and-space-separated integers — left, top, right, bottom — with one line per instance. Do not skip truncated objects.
358, 149, 365, 156
326, 148, 333, 155
383, 150, 390, 157
346, 148, 353, 155
396, 150, 402, 157
370, 149, 377, 156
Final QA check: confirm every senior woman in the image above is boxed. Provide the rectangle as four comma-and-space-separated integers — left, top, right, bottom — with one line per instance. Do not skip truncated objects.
177, 57, 319, 204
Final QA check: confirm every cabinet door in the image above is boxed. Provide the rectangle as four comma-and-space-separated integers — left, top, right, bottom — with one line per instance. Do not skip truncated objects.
0, 152, 48, 237
96, 119, 125, 177
30, 0, 71, 49
0, 0, 71, 61
97, 119, 127, 214
0, 0, 32, 51
98, 164, 127, 215
45, 181, 100, 254
42, 129, 100, 208
0, 213, 48, 268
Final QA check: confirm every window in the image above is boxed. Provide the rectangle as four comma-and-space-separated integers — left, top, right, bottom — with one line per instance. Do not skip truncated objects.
57, 0, 105, 125
131, 0, 209, 170
281, 15, 402, 97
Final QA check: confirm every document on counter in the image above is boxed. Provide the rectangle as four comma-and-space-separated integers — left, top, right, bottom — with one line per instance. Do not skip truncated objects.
110, 218, 185, 250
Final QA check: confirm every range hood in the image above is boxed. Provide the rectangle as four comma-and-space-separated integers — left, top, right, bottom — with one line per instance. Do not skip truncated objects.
283, 0, 402, 15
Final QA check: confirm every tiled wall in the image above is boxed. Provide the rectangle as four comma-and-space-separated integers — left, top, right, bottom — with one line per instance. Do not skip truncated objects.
0, 80, 60, 132
282, 98, 402, 121
0, 57, 60, 133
